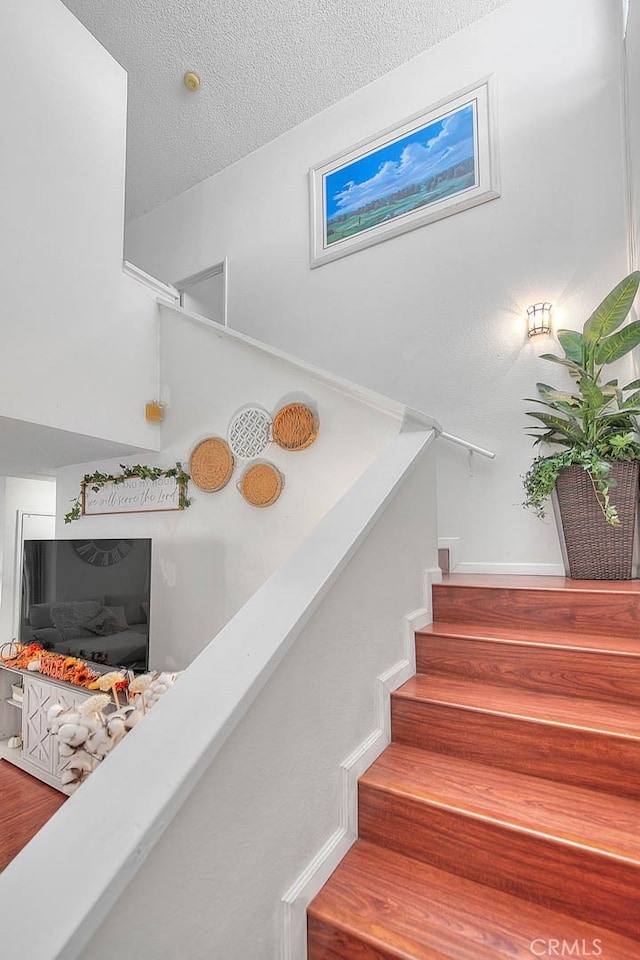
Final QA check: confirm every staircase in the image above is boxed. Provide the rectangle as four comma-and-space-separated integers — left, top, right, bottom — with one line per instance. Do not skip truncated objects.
307, 575, 640, 959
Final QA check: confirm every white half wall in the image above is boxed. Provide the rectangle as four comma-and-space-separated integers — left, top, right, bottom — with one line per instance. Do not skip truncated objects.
126, 0, 629, 571
0, 428, 437, 960
73, 435, 438, 960
1, 0, 160, 449
55, 310, 409, 669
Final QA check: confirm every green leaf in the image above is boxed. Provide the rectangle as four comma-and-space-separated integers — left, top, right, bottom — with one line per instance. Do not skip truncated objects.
535, 383, 579, 404
594, 320, 640, 365
622, 378, 640, 391
526, 397, 582, 417
525, 411, 585, 441
538, 354, 583, 376
577, 376, 607, 409
596, 407, 640, 421
556, 329, 585, 364
583, 271, 640, 341
621, 390, 640, 408
600, 381, 619, 398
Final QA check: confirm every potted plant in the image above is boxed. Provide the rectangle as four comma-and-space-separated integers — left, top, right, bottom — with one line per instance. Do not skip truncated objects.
523, 271, 640, 579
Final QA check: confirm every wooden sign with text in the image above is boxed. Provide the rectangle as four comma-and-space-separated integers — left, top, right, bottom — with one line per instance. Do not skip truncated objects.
82, 475, 185, 516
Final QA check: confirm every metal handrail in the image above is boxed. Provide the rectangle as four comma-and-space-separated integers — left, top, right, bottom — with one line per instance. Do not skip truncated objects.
439, 431, 495, 459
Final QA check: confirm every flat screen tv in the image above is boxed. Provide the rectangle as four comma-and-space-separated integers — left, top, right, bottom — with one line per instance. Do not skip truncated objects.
20, 538, 151, 671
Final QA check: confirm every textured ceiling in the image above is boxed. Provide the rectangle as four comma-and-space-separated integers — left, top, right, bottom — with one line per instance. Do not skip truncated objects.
60, 0, 507, 221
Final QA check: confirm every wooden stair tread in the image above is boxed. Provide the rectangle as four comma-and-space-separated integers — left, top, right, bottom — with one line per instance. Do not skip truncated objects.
308, 839, 640, 960
361, 743, 640, 860
395, 674, 640, 738
418, 620, 640, 655
439, 574, 640, 593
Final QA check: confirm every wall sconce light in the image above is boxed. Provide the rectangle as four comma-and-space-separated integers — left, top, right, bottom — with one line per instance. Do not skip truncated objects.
527, 302, 552, 337
145, 401, 165, 422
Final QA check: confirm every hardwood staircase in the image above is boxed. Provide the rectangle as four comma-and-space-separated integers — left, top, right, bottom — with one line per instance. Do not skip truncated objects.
307, 575, 640, 959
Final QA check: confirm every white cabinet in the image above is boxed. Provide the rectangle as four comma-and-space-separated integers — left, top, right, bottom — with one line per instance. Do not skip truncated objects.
22, 675, 55, 773
0, 666, 23, 746
0, 666, 92, 793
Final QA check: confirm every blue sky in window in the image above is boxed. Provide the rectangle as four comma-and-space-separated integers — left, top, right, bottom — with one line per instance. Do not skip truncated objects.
325, 103, 475, 220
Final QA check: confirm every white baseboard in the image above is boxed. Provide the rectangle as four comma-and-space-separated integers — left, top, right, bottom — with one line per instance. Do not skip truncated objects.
279, 728, 385, 960
423, 567, 442, 620
279, 608, 427, 960
454, 561, 566, 576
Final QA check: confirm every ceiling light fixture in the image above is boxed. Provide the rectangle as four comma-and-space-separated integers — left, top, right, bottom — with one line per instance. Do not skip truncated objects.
184, 72, 201, 92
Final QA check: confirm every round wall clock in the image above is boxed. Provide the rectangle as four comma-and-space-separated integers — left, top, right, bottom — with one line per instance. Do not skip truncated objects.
72, 539, 133, 566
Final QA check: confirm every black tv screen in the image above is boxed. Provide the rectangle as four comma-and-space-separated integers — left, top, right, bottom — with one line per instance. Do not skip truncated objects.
20, 539, 151, 670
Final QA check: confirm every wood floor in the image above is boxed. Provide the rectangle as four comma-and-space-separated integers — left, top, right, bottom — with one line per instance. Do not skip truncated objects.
0, 760, 66, 871
307, 574, 640, 958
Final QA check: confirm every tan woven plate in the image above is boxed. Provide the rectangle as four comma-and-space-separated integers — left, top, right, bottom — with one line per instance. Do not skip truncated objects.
238, 462, 283, 507
272, 403, 318, 451
189, 437, 235, 492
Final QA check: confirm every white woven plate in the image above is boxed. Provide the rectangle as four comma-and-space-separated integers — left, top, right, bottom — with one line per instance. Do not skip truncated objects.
228, 405, 272, 460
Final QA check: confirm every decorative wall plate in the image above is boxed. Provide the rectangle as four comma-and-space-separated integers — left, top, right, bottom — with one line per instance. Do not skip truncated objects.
228, 405, 272, 460
72, 539, 133, 566
238, 462, 283, 508
189, 437, 235, 492
272, 403, 319, 451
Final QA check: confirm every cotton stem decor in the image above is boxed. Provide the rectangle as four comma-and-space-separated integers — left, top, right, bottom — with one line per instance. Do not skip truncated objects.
47, 671, 181, 792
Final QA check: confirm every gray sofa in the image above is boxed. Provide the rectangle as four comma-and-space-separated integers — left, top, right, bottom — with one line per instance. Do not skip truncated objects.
21, 593, 149, 667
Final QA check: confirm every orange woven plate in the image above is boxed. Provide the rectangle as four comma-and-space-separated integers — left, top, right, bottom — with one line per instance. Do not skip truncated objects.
272, 403, 318, 451
238, 462, 283, 507
189, 437, 235, 492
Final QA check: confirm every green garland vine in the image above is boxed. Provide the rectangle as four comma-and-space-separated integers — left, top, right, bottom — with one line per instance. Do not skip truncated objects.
64, 462, 191, 523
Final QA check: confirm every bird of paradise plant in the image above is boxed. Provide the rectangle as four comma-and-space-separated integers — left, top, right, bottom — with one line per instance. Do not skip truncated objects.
523, 271, 640, 524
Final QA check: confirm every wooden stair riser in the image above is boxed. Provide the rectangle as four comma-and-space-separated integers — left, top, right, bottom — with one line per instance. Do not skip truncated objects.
416, 634, 640, 705
391, 697, 640, 800
307, 916, 452, 960
358, 785, 640, 940
432, 584, 640, 638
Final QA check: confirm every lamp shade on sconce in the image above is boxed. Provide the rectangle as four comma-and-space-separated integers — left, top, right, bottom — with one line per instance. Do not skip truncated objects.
527, 302, 552, 337
145, 402, 164, 422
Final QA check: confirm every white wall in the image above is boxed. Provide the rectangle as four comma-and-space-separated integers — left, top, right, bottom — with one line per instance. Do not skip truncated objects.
72, 439, 438, 960
181, 272, 226, 323
55, 310, 405, 669
625, 0, 640, 270
0, 478, 56, 643
0, 0, 160, 449
126, 0, 630, 572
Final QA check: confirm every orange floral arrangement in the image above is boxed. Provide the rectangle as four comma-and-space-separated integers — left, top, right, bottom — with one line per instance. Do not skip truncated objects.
39, 653, 101, 688
3, 643, 102, 689
3, 642, 43, 670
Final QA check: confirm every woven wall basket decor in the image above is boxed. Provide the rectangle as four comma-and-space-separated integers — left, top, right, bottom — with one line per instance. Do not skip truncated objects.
553, 461, 640, 579
272, 402, 319, 451
189, 437, 235, 492
228, 405, 272, 460
238, 462, 283, 508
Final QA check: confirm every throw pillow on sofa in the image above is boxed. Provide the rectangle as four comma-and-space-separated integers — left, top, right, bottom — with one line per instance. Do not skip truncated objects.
49, 600, 103, 640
